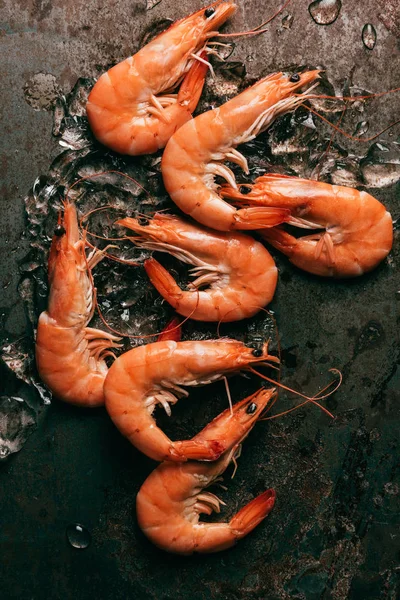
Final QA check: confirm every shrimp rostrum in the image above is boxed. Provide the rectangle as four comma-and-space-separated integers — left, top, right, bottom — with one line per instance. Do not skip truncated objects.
221, 174, 394, 277
104, 338, 279, 462
36, 202, 121, 406
137, 387, 276, 554
117, 212, 277, 322
161, 69, 320, 231
86, 2, 237, 155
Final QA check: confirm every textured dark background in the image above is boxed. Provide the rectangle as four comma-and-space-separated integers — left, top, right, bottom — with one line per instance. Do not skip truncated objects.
1, 1, 399, 599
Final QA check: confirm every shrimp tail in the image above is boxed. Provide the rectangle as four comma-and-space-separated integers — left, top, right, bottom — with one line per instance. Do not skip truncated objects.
229, 489, 276, 537
177, 50, 209, 113
259, 227, 297, 256
170, 439, 224, 461
144, 258, 186, 308
157, 316, 182, 342
232, 207, 290, 230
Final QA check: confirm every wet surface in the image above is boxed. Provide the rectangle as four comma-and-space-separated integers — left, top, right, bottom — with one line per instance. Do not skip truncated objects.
0, 1, 400, 599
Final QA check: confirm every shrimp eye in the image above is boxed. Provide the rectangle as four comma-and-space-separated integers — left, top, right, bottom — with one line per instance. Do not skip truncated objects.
138, 217, 149, 226
205, 7, 215, 18
246, 402, 257, 414
54, 224, 66, 236
239, 186, 251, 195
252, 348, 263, 357
289, 73, 300, 83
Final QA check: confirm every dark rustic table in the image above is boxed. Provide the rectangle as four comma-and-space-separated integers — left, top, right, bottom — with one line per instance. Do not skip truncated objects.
1, 1, 399, 599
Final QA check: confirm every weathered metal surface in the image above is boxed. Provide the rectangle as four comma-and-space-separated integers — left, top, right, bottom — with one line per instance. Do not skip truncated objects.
0, 1, 399, 598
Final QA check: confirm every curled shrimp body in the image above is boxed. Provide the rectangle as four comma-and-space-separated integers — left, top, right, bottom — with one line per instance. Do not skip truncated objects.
36, 203, 121, 406
161, 70, 320, 231
117, 213, 277, 322
221, 174, 394, 277
136, 387, 276, 555
103, 339, 278, 462
86, 2, 236, 155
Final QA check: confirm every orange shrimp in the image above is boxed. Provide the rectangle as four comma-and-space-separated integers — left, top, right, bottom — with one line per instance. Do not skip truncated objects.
36, 202, 121, 406
161, 70, 320, 231
221, 173, 394, 277
136, 387, 276, 555
86, 2, 236, 155
103, 338, 278, 462
116, 212, 277, 322
156, 316, 182, 342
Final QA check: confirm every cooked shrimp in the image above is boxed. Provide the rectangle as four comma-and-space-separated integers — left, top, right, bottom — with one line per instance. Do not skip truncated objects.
86, 2, 236, 155
161, 70, 320, 231
104, 338, 278, 462
116, 212, 277, 322
36, 202, 121, 406
136, 387, 276, 555
220, 173, 394, 277
156, 316, 182, 342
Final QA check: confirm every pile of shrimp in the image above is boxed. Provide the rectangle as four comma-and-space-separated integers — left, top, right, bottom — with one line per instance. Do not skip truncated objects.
34, 1, 395, 555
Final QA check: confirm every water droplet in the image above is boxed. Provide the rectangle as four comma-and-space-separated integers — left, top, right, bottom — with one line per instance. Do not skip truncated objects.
354, 321, 385, 356
52, 97, 66, 136
66, 523, 91, 549
281, 14, 294, 30
353, 120, 369, 137
329, 158, 361, 187
267, 112, 318, 156
67, 78, 94, 117
308, 0, 342, 25
0, 397, 36, 459
217, 61, 246, 80
360, 141, 400, 187
384, 482, 399, 495
309, 75, 343, 113
213, 42, 235, 61
362, 24, 377, 50
121, 309, 130, 322
0, 446, 11, 459
146, 0, 162, 9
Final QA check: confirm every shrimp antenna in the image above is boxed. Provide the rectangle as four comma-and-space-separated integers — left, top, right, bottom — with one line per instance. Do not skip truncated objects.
306, 106, 400, 144
302, 86, 400, 104
64, 169, 154, 204
79, 204, 162, 267
216, 304, 283, 389
223, 376, 234, 416
293, 86, 400, 144
312, 103, 348, 180
248, 365, 342, 419
217, 0, 292, 37
80, 206, 140, 266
